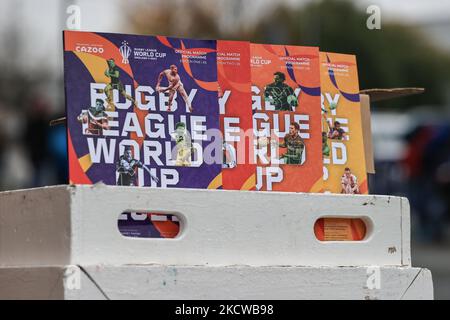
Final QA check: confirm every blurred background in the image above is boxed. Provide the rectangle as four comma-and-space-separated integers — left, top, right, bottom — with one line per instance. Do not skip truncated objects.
0, 0, 449, 299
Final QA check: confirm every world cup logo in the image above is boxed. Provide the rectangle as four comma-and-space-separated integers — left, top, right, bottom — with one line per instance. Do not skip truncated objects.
119, 41, 131, 64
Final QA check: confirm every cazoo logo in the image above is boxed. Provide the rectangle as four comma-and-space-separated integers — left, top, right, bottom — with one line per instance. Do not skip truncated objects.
75, 44, 104, 54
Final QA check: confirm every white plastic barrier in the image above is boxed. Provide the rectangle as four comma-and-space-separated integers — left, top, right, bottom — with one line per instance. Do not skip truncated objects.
0, 184, 410, 267
0, 265, 433, 300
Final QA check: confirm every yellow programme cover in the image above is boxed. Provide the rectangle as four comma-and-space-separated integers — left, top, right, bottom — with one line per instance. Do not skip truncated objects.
320, 52, 368, 194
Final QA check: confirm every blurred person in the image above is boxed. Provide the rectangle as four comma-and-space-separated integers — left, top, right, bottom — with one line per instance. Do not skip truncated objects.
422, 125, 450, 242
403, 125, 450, 243
24, 95, 51, 187
47, 119, 68, 185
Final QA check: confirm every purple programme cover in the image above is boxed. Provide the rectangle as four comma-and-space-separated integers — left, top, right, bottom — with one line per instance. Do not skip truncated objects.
63, 31, 222, 189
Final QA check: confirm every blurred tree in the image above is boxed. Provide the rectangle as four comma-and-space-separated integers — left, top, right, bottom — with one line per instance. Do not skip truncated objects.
125, 0, 450, 110
250, 0, 450, 110
125, 0, 220, 39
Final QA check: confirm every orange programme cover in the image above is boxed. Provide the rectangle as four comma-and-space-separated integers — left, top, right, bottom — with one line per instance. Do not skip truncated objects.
318, 52, 368, 241
251, 43, 323, 192
320, 52, 368, 195
314, 218, 367, 241
218, 40, 255, 190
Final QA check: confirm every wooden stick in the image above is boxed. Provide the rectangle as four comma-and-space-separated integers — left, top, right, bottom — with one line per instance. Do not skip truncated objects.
49, 117, 67, 127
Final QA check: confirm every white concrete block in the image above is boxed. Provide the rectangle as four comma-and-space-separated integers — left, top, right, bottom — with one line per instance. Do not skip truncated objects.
0, 265, 433, 300
401, 197, 412, 266
0, 184, 410, 267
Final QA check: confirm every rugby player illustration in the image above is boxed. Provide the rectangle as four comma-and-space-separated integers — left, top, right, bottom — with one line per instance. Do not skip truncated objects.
341, 167, 360, 194
264, 72, 298, 111
156, 65, 194, 112
321, 107, 332, 156
322, 131, 330, 157
327, 120, 346, 140
97, 58, 135, 110
222, 142, 237, 169
322, 101, 337, 114
323, 105, 346, 141
322, 103, 345, 141
276, 122, 305, 165
77, 98, 109, 135
171, 122, 193, 167
261, 122, 306, 165
116, 146, 159, 186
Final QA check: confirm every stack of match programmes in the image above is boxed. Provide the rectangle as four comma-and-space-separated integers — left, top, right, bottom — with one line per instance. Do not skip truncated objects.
63, 31, 367, 195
